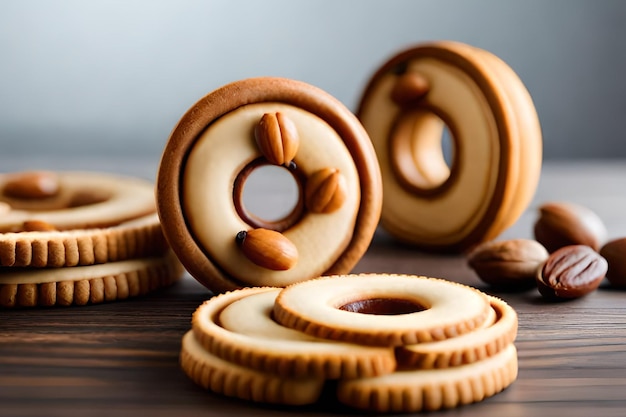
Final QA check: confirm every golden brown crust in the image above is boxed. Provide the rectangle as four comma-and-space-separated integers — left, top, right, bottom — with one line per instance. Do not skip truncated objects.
273, 274, 491, 347
156, 77, 382, 293
356, 41, 542, 252
0, 252, 183, 308
395, 296, 518, 368
337, 344, 518, 413
191, 287, 396, 379
0, 214, 167, 267
179, 330, 324, 405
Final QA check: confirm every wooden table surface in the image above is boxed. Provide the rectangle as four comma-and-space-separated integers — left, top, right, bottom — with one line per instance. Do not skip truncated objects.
1, 156, 626, 417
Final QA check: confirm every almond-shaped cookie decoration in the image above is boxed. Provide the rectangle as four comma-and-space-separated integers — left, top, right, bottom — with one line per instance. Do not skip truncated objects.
390, 72, 430, 106
236, 228, 298, 271
357, 41, 542, 252
305, 168, 347, 214
254, 112, 300, 166
157, 77, 382, 292
2, 171, 60, 199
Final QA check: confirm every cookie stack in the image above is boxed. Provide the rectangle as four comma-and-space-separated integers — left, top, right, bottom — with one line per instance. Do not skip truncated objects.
180, 273, 518, 413
0, 170, 184, 308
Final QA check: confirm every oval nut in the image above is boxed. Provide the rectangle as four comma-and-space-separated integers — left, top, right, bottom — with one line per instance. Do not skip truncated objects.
390, 72, 430, 106
236, 228, 298, 271
305, 168, 347, 214
254, 112, 300, 166
2, 171, 60, 199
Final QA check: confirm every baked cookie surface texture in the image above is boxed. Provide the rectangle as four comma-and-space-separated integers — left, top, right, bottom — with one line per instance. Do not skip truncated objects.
157, 77, 382, 293
357, 41, 542, 252
0, 170, 184, 307
180, 273, 519, 412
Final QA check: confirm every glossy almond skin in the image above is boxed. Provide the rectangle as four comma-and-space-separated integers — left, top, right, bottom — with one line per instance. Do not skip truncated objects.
534, 202, 607, 252
254, 112, 299, 166
467, 239, 549, 288
236, 228, 298, 271
2, 171, 60, 199
599, 238, 626, 288
305, 168, 346, 214
536, 245, 607, 300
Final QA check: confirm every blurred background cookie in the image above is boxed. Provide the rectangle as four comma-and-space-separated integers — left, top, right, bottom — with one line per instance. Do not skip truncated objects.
0, 170, 184, 308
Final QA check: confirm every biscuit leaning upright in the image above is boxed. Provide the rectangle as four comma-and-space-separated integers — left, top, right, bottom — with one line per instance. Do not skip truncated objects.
357, 41, 542, 252
156, 77, 382, 293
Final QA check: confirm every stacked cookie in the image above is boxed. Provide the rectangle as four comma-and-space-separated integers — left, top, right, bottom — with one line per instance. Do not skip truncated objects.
0, 171, 184, 308
180, 273, 518, 413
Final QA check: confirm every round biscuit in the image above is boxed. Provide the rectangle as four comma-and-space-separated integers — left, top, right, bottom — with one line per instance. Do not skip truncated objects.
273, 274, 492, 346
395, 295, 518, 368
193, 287, 396, 379
337, 344, 518, 412
0, 251, 184, 308
0, 214, 168, 267
179, 330, 324, 406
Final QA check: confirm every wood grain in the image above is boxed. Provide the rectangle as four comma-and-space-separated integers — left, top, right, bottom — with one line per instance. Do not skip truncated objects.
2, 157, 626, 416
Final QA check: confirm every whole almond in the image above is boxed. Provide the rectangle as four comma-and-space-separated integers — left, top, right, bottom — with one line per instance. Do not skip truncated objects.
467, 239, 549, 288
305, 168, 346, 214
236, 228, 298, 271
254, 112, 300, 166
22, 220, 58, 232
536, 245, 607, 300
534, 201, 607, 252
599, 238, 626, 288
2, 171, 60, 199
390, 72, 429, 106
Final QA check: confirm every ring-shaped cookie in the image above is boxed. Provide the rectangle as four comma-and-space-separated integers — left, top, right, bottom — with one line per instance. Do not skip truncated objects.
273, 274, 491, 347
157, 77, 382, 292
337, 344, 518, 413
180, 330, 325, 406
0, 251, 183, 308
0, 214, 168, 268
0, 171, 157, 232
395, 295, 518, 369
357, 41, 542, 251
192, 287, 396, 379
183, 103, 360, 287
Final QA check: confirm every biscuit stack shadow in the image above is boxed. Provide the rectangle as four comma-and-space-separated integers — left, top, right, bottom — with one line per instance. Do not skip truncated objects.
0, 171, 184, 308
180, 274, 519, 413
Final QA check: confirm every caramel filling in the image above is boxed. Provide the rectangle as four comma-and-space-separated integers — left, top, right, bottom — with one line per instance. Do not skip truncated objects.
339, 297, 426, 315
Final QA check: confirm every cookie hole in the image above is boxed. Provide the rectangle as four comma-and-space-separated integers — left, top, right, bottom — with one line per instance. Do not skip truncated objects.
234, 159, 304, 232
390, 108, 457, 195
339, 298, 427, 315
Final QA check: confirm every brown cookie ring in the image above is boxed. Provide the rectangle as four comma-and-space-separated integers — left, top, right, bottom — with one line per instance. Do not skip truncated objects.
395, 295, 518, 369
192, 287, 396, 379
337, 344, 518, 413
0, 214, 168, 268
156, 77, 382, 293
357, 41, 542, 252
179, 330, 325, 406
0, 171, 157, 232
273, 274, 491, 347
0, 251, 183, 308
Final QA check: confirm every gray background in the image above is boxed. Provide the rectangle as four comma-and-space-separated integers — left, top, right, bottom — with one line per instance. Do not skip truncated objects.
1, 0, 625, 160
